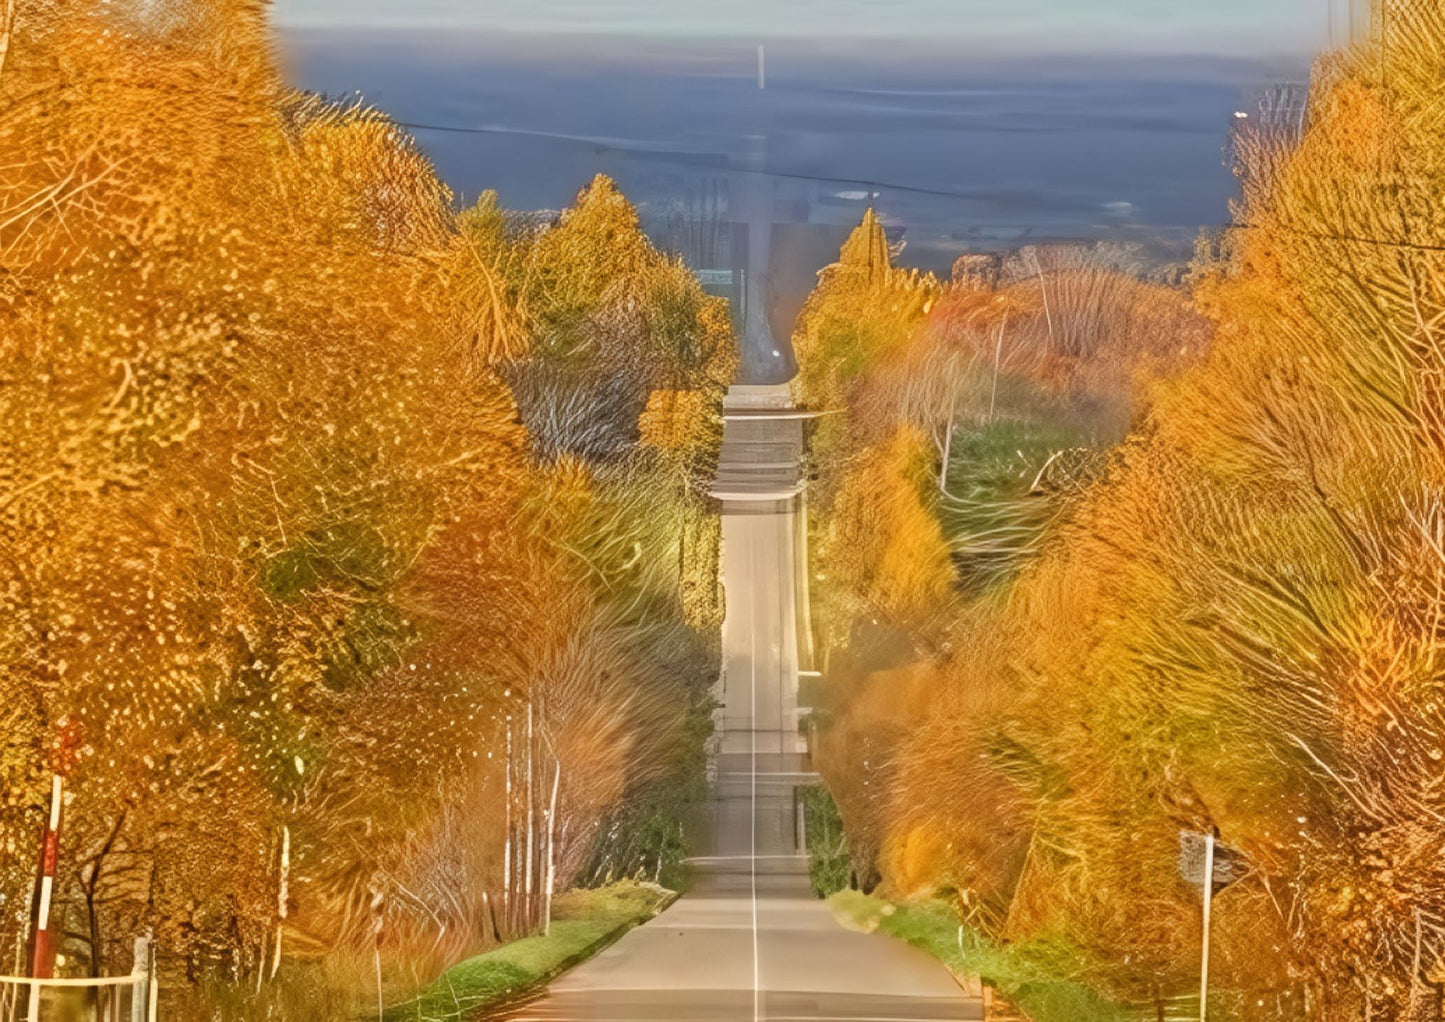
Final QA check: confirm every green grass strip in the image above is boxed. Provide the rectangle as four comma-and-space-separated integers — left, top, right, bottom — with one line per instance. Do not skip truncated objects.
383, 883, 675, 1022
828, 890, 1130, 1022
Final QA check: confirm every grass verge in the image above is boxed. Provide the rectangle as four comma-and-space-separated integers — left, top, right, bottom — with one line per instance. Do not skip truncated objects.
801, 785, 850, 898
383, 882, 675, 1022
828, 889, 1130, 1022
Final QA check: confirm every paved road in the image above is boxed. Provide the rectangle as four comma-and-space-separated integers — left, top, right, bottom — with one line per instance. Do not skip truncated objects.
496, 860, 978, 1020
494, 385, 981, 1021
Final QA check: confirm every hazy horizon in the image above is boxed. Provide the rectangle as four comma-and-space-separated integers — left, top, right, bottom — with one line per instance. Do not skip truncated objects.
281, 27, 1315, 275
272, 0, 1340, 57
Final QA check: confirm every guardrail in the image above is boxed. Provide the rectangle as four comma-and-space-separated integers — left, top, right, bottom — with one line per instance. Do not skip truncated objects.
0, 971, 156, 1022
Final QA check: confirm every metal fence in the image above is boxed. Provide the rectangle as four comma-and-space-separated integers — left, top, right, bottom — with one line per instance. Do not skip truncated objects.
0, 972, 155, 1022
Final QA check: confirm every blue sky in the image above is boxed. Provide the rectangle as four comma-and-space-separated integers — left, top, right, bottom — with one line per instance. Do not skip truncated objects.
273, 0, 1335, 55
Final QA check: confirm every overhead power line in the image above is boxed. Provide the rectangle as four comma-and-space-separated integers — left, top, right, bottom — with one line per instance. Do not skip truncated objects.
1227, 222, 1445, 254
395, 120, 1011, 204
396, 119, 1445, 255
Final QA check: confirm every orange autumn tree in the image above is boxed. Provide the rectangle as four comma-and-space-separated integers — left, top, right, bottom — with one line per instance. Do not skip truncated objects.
1, 0, 534, 987
796, 214, 1203, 659
791, 213, 957, 674
845, 4, 1445, 1016
489, 198, 734, 885
1, 3, 724, 1017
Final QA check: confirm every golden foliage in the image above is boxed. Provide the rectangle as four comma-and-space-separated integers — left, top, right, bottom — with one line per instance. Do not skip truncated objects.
820, 424, 955, 627
638, 388, 714, 451
0, 3, 725, 1011
828, 4, 1445, 1013
797, 209, 1204, 686
793, 208, 944, 417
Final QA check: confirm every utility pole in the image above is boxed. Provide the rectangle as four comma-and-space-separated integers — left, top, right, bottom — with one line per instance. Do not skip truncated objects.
758, 44, 766, 91
1199, 831, 1215, 1022
1179, 829, 1242, 1022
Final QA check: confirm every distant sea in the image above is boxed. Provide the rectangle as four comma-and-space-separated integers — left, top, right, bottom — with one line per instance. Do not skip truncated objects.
279, 30, 1311, 273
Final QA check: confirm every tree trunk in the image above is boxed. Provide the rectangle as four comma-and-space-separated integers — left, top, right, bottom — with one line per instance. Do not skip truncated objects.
938, 410, 953, 493
1032, 251, 1055, 346
524, 700, 535, 928
370, 890, 385, 1022
270, 824, 289, 980
988, 318, 1006, 422
83, 811, 128, 979
543, 760, 560, 936
1408, 907, 1424, 1019
0, 0, 17, 89
503, 722, 513, 935
484, 891, 502, 945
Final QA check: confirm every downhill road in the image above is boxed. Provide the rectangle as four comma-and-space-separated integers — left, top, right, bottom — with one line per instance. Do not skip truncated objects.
494, 385, 981, 1021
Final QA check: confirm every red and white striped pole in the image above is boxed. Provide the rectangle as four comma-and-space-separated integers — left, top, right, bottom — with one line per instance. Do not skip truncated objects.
29, 720, 79, 1022
27, 772, 64, 1021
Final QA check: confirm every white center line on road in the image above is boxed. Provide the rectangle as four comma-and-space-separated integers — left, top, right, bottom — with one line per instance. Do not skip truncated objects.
749, 526, 761, 1022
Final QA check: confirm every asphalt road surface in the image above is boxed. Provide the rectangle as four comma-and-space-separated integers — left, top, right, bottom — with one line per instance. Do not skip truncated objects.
494, 860, 980, 1021
494, 385, 981, 1021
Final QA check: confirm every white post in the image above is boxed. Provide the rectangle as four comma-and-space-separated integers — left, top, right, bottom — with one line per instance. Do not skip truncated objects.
146, 929, 158, 1022
1199, 832, 1215, 1022
25, 962, 40, 1021
130, 937, 149, 1022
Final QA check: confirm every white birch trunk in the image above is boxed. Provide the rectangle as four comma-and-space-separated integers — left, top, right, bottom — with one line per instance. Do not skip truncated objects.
503, 722, 513, 931
542, 760, 560, 936
0, 0, 17, 89
371, 891, 385, 1022
988, 319, 1006, 422
524, 701, 535, 923
373, 945, 383, 1022
270, 824, 289, 980
1032, 251, 1055, 345
939, 410, 953, 492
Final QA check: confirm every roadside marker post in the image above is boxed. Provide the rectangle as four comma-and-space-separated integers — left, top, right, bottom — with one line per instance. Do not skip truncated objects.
1178, 829, 1246, 1022
1199, 832, 1214, 1022
28, 720, 82, 1022
130, 936, 151, 1022
26, 773, 63, 1022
